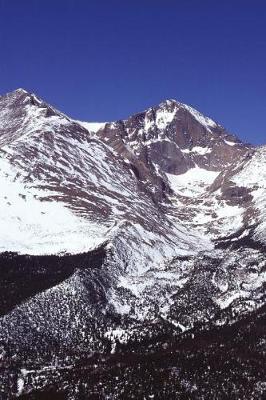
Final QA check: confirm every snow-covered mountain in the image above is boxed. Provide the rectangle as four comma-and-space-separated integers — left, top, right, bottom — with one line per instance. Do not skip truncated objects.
0, 89, 265, 399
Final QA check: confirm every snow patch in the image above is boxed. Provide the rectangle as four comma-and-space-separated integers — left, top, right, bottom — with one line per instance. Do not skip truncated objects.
155, 107, 176, 130
181, 146, 212, 155
167, 168, 219, 197
224, 139, 237, 146
76, 121, 107, 133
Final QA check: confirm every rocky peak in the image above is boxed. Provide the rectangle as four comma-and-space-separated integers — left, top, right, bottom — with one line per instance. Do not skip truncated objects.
141, 98, 219, 136
0, 89, 74, 148
95, 100, 251, 192
1, 88, 42, 107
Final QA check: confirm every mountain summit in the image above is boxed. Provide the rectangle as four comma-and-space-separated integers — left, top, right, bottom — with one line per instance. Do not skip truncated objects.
0, 89, 265, 399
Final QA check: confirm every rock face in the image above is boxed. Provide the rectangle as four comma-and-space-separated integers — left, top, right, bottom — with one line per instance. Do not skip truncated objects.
0, 89, 265, 399
96, 99, 251, 203
100, 100, 249, 169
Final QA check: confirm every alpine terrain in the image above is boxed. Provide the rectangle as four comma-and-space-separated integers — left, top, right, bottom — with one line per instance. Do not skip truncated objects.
0, 88, 265, 399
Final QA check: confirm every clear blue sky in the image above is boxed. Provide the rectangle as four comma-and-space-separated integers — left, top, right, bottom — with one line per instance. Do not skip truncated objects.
0, 0, 266, 144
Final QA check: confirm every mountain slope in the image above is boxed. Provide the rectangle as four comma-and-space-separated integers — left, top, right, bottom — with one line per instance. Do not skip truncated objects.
0, 89, 265, 399
0, 89, 205, 255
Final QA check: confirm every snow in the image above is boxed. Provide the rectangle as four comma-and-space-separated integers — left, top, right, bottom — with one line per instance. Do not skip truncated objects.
0, 92, 213, 261
76, 121, 107, 133
232, 147, 266, 188
155, 107, 176, 130
181, 146, 212, 155
145, 137, 172, 146
169, 320, 187, 332
242, 271, 266, 291
214, 290, 247, 309
231, 146, 266, 243
1, 92, 210, 260
190, 186, 244, 237
0, 158, 108, 255
1, 89, 266, 385
224, 139, 237, 146
17, 378, 24, 396
104, 328, 128, 343
191, 146, 212, 155
106, 219, 212, 321
166, 168, 219, 197
144, 112, 155, 132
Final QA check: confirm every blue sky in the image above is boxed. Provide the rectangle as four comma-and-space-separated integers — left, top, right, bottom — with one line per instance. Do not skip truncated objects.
0, 0, 266, 144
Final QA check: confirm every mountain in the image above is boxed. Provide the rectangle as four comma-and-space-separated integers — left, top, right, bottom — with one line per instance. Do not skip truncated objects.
0, 89, 265, 399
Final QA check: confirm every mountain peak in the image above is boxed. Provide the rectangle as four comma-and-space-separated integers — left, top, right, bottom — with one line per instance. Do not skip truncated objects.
1, 88, 37, 105
148, 99, 218, 133
0, 88, 71, 148
158, 98, 178, 107
14, 88, 29, 95
2, 88, 67, 120
5, 88, 32, 99
2, 89, 46, 107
